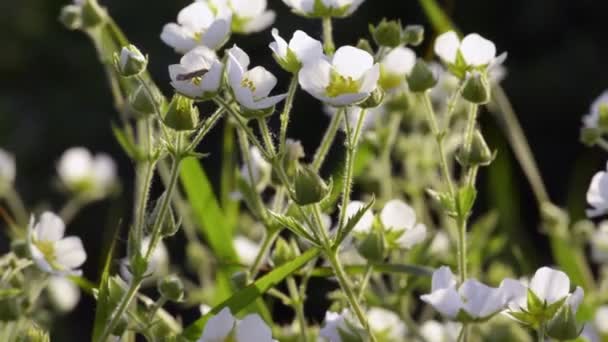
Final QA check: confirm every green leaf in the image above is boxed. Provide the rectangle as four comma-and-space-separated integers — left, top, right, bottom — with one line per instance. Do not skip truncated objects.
268, 211, 319, 245
334, 196, 375, 247
181, 247, 321, 341
417, 0, 457, 34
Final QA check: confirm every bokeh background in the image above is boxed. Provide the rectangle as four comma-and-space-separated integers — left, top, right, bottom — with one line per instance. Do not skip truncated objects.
2, 0, 608, 339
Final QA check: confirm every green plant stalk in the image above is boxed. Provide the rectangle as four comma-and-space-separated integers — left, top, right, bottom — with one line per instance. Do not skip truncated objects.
286, 277, 308, 342
59, 196, 88, 225
236, 128, 269, 224
337, 109, 367, 232
357, 264, 374, 301
312, 109, 343, 171
537, 324, 545, 342
249, 230, 280, 279
133, 118, 155, 246
97, 276, 143, 342
2, 187, 28, 228
322, 17, 335, 54
257, 118, 277, 157
379, 112, 402, 200
279, 75, 299, 154
186, 108, 225, 153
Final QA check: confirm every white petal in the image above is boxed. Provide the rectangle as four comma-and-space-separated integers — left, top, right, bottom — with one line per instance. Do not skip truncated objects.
201, 307, 235, 341
322, 92, 369, 107
298, 59, 332, 96
0, 149, 16, 184
530, 267, 570, 304
47, 276, 81, 312
161, 23, 196, 54
396, 223, 427, 249
58, 147, 93, 185
591, 90, 608, 115
30, 245, 55, 274
345, 201, 374, 234
234, 236, 261, 266
459, 280, 505, 318
236, 314, 274, 342
434, 31, 460, 64
270, 28, 288, 58
201, 19, 231, 50
35, 212, 66, 242
358, 63, 380, 93
587, 171, 608, 217
242, 11, 276, 33
367, 307, 407, 340
382, 47, 416, 75
332, 46, 374, 80
421, 287, 462, 319
54, 236, 87, 269
380, 199, 416, 230
244, 66, 277, 99
499, 278, 527, 312
460, 33, 496, 67
595, 306, 608, 333
431, 266, 457, 291
177, 2, 214, 31
231, 0, 266, 17
92, 154, 116, 189
567, 286, 584, 313
290, 30, 323, 65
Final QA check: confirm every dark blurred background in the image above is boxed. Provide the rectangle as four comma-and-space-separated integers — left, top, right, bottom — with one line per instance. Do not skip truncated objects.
2, 0, 608, 339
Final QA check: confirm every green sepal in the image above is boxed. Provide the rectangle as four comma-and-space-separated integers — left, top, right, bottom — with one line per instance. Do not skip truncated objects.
334, 196, 375, 248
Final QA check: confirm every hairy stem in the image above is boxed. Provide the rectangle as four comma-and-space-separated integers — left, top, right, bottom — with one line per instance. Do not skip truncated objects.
279, 76, 299, 154
312, 110, 343, 171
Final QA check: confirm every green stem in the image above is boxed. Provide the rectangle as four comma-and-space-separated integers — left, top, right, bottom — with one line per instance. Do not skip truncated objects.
2, 187, 28, 227
134, 118, 155, 254
186, 108, 225, 152
357, 264, 374, 301
337, 109, 367, 233
379, 112, 402, 200
97, 277, 142, 342
59, 197, 87, 225
249, 229, 280, 279
322, 17, 335, 54
312, 110, 343, 171
287, 277, 308, 342
537, 324, 545, 342
257, 118, 277, 157
279, 75, 299, 154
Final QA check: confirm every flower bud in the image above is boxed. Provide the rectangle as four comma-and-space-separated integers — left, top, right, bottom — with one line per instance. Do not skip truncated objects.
546, 305, 583, 340
129, 85, 161, 117
580, 127, 601, 146
158, 275, 185, 302
80, 0, 106, 28
113, 45, 147, 78
283, 139, 305, 178
370, 19, 403, 48
293, 165, 329, 206
59, 5, 82, 30
407, 60, 437, 92
359, 88, 385, 109
456, 130, 495, 167
356, 230, 386, 263
271, 237, 296, 266
403, 25, 424, 46
231, 271, 249, 290
356, 39, 374, 55
462, 72, 491, 104
164, 94, 199, 131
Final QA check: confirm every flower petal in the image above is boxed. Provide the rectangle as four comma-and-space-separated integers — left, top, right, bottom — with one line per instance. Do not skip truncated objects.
244, 66, 277, 99
201, 307, 235, 341
290, 30, 323, 65
269, 28, 288, 58
459, 279, 505, 318
35, 212, 66, 242
460, 33, 496, 67
434, 31, 460, 64
530, 267, 570, 304
54, 236, 87, 269
332, 46, 374, 79
396, 223, 427, 249
380, 199, 416, 230
345, 200, 374, 234
421, 287, 462, 319
431, 266, 457, 291
236, 314, 274, 342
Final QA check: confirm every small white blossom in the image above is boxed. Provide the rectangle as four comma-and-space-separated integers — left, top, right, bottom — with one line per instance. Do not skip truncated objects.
367, 307, 407, 341
299, 46, 380, 106
198, 307, 277, 342
380, 199, 427, 249
209, 0, 275, 33
420, 266, 509, 321
594, 306, 608, 334
319, 309, 360, 342
227, 45, 287, 112
582, 90, 608, 129
28, 212, 87, 276
161, 2, 231, 53
420, 320, 460, 342
57, 147, 116, 198
434, 31, 505, 75
379, 47, 416, 89
429, 231, 450, 256
234, 236, 261, 266
0, 148, 16, 191
269, 28, 323, 72
586, 162, 608, 217
169, 47, 224, 99
47, 276, 81, 312
282, 0, 365, 18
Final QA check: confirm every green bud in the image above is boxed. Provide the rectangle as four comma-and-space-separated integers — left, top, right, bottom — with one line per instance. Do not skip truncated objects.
462, 72, 491, 104
283, 139, 305, 178
356, 39, 374, 55
359, 88, 385, 109
456, 130, 495, 167
546, 305, 583, 340
164, 94, 199, 131
113, 44, 147, 78
403, 25, 424, 46
59, 5, 82, 30
293, 165, 329, 205
356, 230, 386, 263
598, 104, 608, 131
158, 275, 185, 302
580, 127, 601, 146
11, 240, 29, 259
130, 84, 161, 117
271, 237, 296, 266
231, 271, 249, 290
21, 323, 50, 342
370, 19, 403, 48
80, 0, 106, 28
407, 60, 437, 92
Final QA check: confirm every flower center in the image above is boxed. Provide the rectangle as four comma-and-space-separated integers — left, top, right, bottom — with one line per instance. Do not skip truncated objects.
35, 240, 56, 262
326, 70, 360, 98
241, 78, 257, 93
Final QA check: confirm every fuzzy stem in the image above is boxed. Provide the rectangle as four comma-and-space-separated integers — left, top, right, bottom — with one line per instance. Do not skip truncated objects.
312, 110, 343, 171
258, 118, 277, 157
287, 277, 308, 342
249, 229, 280, 279
279, 75, 299, 154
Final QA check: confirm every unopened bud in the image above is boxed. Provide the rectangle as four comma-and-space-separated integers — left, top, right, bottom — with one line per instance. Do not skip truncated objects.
370, 19, 403, 48
456, 130, 494, 167
356, 39, 374, 55
164, 94, 199, 131
546, 305, 583, 340
114, 45, 147, 78
158, 275, 185, 302
462, 72, 491, 104
59, 5, 82, 30
407, 60, 437, 92
403, 25, 424, 46
359, 88, 385, 109
80, 0, 106, 28
294, 165, 329, 206
271, 237, 295, 266
356, 230, 386, 263
130, 85, 161, 117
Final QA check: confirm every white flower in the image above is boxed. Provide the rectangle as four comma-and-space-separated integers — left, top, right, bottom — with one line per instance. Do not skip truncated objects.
0, 148, 16, 190
282, 0, 364, 18
582, 90, 608, 129
594, 306, 608, 334
169, 47, 224, 99
420, 320, 460, 342
234, 236, 261, 266
586, 162, 608, 217
198, 307, 277, 342
379, 47, 416, 89
209, 0, 275, 33
161, 2, 231, 53
269, 28, 323, 72
344, 200, 375, 234
57, 147, 116, 198
434, 31, 505, 73
500, 267, 584, 315
299, 46, 380, 106
47, 276, 81, 312
319, 309, 360, 342
367, 307, 407, 341
429, 231, 450, 256
420, 266, 508, 321
227, 45, 287, 112
590, 222, 608, 263
28, 212, 87, 276
380, 199, 427, 249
